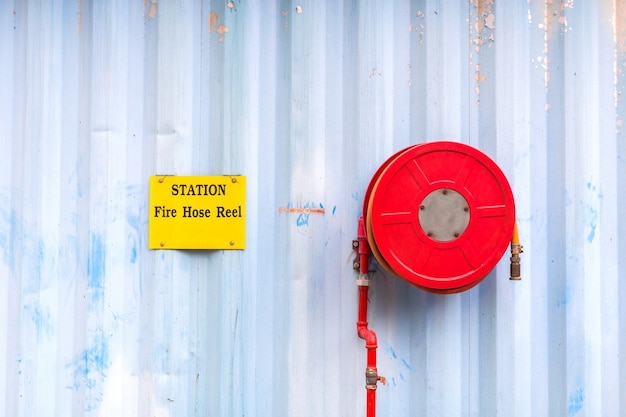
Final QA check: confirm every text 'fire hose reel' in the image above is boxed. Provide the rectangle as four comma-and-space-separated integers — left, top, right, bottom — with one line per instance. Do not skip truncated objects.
353, 141, 522, 417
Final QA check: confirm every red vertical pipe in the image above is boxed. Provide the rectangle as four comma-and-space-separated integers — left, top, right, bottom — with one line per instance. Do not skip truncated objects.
357, 285, 378, 417
356, 217, 380, 417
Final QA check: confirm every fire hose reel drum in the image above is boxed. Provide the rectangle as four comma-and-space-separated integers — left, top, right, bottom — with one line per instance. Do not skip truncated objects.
364, 141, 515, 293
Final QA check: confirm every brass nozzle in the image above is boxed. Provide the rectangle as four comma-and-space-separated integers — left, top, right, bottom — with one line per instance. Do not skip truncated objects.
510, 243, 523, 280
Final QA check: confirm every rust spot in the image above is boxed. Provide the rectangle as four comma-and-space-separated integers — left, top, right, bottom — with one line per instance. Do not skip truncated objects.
77, 0, 83, 34
617, 0, 626, 54
148, 5, 157, 19
209, 11, 218, 32
217, 24, 228, 34
147, 0, 157, 19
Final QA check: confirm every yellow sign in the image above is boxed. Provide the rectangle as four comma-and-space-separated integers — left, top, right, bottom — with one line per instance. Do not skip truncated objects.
148, 175, 246, 249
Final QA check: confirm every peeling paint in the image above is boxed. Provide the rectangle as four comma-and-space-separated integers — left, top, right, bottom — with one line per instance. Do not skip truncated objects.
470, 0, 496, 101
539, 0, 575, 94
485, 13, 495, 29
413, 10, 426, 45
614, 0, 626, 108
475, 64, 486, 83
471, 0, 495, 53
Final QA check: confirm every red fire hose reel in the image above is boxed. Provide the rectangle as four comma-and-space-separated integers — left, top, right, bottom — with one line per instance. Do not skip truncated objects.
363, 141, 516, 293
354, 141, 518, 417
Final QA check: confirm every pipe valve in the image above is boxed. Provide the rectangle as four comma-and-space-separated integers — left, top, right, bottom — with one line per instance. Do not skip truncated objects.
365, 367, 385, 390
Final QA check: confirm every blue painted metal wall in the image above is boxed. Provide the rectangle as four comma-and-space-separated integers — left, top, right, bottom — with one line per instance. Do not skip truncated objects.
1, 1, 625, 416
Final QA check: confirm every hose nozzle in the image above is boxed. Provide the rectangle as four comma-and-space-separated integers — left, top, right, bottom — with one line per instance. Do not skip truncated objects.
510, 221, 522, 280
510, 243, 522, 280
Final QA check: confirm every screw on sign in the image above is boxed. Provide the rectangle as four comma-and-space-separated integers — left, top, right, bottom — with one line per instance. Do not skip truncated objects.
364, 141, 516, 293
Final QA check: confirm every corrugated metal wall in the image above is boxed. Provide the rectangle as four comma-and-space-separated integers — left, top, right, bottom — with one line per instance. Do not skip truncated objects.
1, 1, 625, 416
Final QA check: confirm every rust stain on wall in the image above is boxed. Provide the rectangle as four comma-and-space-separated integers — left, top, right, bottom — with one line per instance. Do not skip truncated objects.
209, 11, 218, 32
143, 0, 157, 19
617, 0, 626, 53
77, 0, 82, 34
208, 11, 228, 42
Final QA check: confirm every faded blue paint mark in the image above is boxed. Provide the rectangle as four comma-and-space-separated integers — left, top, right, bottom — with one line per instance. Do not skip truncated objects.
0, 192, 15, 268
87, 234, 105, 306
130, 245, 137, 264
401, 358, 412, 370
279, 201, 326, 229
587, 213, 598, 243
153, 343, 169, 374
126, 205, 146, 298
32, 240, 45, 291
388, 346, 397, 359
65, 331, 111, 412
296, 202, 325, 227
126, 201, 145, 265
585, 183, 602, 244
296, 202, 312, 226
557, 285, 571, 308
568, 387, 584, 415
296, 213, 309, 226
564, 190, 572, 207
586, 199, 599, 243
332, 205, 336, 215
24, 303, 54, 339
